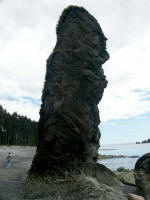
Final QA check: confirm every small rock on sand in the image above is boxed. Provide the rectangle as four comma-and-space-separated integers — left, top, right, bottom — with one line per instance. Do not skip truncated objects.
127, 193, 145, 200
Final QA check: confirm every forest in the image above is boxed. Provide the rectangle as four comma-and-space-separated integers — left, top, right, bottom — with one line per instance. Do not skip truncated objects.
142, 138, 150, 143
0, 105, 38, 146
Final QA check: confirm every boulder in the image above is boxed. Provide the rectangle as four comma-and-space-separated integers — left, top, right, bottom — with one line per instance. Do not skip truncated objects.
127, 193, 145, 200
134, 153, 150, 200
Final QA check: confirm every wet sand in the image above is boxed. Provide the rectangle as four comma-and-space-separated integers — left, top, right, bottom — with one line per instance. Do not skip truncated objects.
0, 146, 137, 200
0, 146, 36, 200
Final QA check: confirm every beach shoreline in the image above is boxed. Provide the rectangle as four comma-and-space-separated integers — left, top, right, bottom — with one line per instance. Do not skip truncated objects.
0, 145, 139, 199
0, 146, 36, 200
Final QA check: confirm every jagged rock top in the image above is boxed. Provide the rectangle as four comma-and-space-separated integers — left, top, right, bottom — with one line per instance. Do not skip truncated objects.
55, 5, 109, 65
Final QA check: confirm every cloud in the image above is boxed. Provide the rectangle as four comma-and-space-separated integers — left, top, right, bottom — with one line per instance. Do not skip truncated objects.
0, 0, 150, 122
0, 95, 41, 120
0, 98, 40, 121
99, 29, 150, 122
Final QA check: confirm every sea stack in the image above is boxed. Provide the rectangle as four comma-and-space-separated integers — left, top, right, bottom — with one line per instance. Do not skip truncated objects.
29, 5, 109, 177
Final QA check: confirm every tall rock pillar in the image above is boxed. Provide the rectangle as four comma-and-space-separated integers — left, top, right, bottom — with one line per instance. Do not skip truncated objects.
29, 6, 109, 177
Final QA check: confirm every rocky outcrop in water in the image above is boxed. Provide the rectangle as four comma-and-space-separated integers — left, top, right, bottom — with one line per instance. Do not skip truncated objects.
134, 153, 150, 200
29, 5, 109, 177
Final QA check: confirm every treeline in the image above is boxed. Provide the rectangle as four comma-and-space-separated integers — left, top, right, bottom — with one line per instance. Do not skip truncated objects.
136, 138, 150, 144
142, 138, 150, 144
0, 105, 38, 146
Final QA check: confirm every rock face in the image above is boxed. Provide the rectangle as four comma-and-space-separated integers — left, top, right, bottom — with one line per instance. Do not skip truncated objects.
25, 6, 130, 200
29, 5, 109, 177
134, 153, 150, 200
25, 163, 127, 200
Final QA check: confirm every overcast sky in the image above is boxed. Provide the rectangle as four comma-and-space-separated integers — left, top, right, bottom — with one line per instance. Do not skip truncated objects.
0, 0, 150, 144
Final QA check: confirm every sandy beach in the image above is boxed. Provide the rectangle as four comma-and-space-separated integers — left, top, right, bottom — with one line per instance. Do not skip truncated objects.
0, 146, 36, 200
0, 146, 137, 200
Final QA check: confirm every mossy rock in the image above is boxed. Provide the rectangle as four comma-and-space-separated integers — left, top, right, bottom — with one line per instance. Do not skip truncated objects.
24, 173, 127, 200
116, 168, 135, 185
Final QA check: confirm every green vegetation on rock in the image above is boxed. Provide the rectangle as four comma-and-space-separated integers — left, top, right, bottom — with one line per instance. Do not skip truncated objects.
116, 167, 135, 186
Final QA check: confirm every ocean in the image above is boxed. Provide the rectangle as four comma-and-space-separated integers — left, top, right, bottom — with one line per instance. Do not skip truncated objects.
98, 143, 150, 170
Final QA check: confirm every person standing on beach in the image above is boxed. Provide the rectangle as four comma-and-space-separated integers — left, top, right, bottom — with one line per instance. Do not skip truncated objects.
6, 152, 12, 168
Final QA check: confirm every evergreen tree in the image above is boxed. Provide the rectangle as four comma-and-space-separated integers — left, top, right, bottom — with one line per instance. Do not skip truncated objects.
0, 105, 38, 146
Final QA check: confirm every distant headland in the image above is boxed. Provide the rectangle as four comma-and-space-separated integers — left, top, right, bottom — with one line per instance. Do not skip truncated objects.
136, 138, 150, 144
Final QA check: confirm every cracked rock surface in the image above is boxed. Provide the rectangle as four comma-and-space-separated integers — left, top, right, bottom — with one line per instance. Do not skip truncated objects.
29, 6, 109, 177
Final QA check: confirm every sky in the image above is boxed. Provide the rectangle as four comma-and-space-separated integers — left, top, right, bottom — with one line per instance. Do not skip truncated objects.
0, 0, 150, 145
